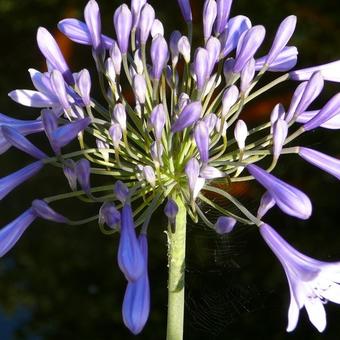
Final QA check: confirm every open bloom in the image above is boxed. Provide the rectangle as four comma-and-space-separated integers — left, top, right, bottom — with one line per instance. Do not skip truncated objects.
260, 223, 340, 332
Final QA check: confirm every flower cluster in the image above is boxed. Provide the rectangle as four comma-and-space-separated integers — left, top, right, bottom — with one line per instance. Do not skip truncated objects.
1, 0, 340, 335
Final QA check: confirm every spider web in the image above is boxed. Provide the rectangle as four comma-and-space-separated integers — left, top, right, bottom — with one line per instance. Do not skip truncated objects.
185, 189, 268, 338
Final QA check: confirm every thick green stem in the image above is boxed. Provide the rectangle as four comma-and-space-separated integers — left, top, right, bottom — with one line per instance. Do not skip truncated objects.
166, 193, 186, 340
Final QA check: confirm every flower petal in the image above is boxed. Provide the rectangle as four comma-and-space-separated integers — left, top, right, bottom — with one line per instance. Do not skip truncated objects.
304, 297, 327, 333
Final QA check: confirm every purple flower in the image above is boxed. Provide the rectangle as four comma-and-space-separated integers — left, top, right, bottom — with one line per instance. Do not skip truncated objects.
118, 203, 145, 282
110, 41, 122, 75
222, 85, 239, 116
122, 234, 150, 334
219, 15, 251, 58
203, 113, 218, 133
0, 161, 44, 200
203, 0, 217, 42
131, 0, 147, 29
255, 46, 298, 72
76, 159, 91, 194
200, 165, 225, 179
298, 147, 340, 180
99, 202, 121, 229
115, 180, 129, 204
77, 69, 91, 107
233, 25, 266, 73
171, 101, 202, 133
109, 123, 123, 148
206, 37, 221, 76
272, 118, 288, 160
177, 0, 192, 22
185, 158, 205, 199
260, 223, 340, 332
247, 164, 312, 219
303, 93, 340, 131
193, 48, 209, 90
133, 74, 147, 104
240, 58, 255, 92
50, 70, 71, 111
0, 208, 37, 257
149, 104, 166, 140
169, 31, 182, 66
37, 27, 74, 85
194, 120, 209, 163
285, 82, 307, 123
151, 19, 164, 38
113, 103, 127, 131
58, 18, 113, 49
84, 0, 102, 52
214, 0, 233, 34
1, 126, 47, 159
63, 159, 77, 191
290, 60, 340, 83
51, 117, 91, 150
138, 4, 155, 45
142, 166, 156, 187
296, 110, 340, 129
257, 191, 275, 219
31, 200, 69, 223
177, 36, 191, 63
150, 35, 169, 80
214, 216, 236, 234
234, 119, 248, 150
164, 198, 179, 224
114, 4, 132, 54
265, 16, 297, 66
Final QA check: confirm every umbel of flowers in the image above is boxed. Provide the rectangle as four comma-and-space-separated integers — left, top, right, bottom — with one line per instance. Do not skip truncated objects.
1, 0, 340, 337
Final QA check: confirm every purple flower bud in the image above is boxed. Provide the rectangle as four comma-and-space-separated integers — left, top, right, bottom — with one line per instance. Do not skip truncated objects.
200, 165, 225, 179
294, 72, 324, 119
31, 200, 68, 223
177, 36, 191, 63
299, 147, 340, 180
99, 202, 121, 229
110, 41, 122, 75
256, 46, 298, 72
257, 191, 275, 219
118, 203, 145, 281
290, 60, 340, 83
151, 35, 169, 80
151, 19, 164, 38
37, 27, 74, 85
84, 0, 102, 52
296, 110, 340, 129
149, 104, 166, 140
270, 103, 285, 133
222, 85, 239, 116
240, 58, 255, 92
203, 113, 218, 134
113, 103, 127, 131
219, 15, 251, 58
203, 0, 217, 42
177, 92, 190, 112
171, 101, 202, 133
143, 166, 156, 187
114, 4, 132, 54
77, 69, 91, 106
76, 159, 91, 194
63, 159, 77, 191
214, 0, 233, 34
194, 120, 209, 163
193, 48, 209, 90
105, 57, 116, 82
133, 74, 147, 104
215, 117, 227, 134
185, 158, 205, 199
51, 117, 91, 149
41, 109, 59, 153
265, 16, 297, 66
247, 164, 312, 219
164, 198, 179, 223
131, 0, 147, 29
177, 0, 192, 22
214, 216, 236, 234
122, 234, 150, 334
133, 49, 144, 75
150, 142, 163, 165
58, 19, 113, 49
272, 118, 288, 160
285, 82, 307, 122
233, 25, 266, 73
50, 70, 71, 111
303, 93, 340, 131
115, 180, 129, 204
109, 123, 123, 148
0, 208, 37, 257
0, 161, 44, 200
138, 4, 155, 45
206, 37, 221, 76
1, 126, 47, 159
234, 119, 248, 150
169, 31, 182, 66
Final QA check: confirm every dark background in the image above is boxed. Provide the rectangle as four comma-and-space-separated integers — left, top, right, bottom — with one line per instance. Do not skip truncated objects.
0, 0, 340, 339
